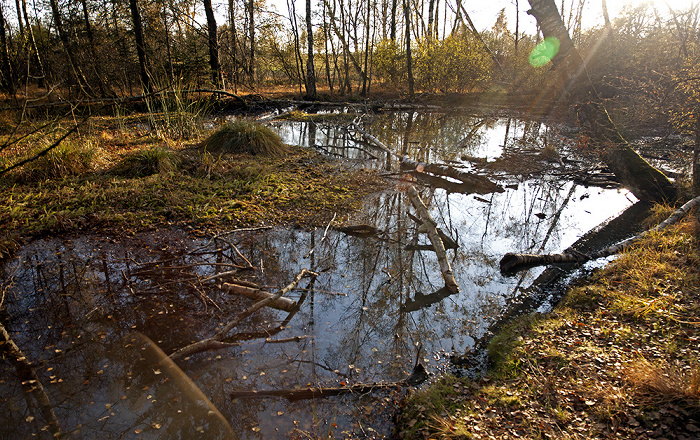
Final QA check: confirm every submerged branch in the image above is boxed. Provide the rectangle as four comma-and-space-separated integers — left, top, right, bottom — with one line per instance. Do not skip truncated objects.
229, 363, 428, 401
0, 323, 68, 439
169, 269, 316, 361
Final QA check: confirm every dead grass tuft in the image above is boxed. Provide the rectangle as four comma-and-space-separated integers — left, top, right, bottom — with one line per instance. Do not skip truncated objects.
111, 147, 180, 177
625, 357, 700, 407
200, 120, 288, 157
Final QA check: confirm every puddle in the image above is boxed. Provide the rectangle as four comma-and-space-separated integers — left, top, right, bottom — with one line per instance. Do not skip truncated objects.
1, 110, 640, 439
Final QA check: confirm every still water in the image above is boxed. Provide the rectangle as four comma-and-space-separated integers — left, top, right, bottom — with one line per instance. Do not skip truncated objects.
1, 110, 637, 439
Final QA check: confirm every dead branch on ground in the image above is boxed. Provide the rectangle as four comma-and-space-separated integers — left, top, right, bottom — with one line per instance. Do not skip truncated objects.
500, 195, 700, 273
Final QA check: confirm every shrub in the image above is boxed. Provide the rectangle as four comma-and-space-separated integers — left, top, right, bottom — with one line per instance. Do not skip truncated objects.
200, 120, 288, 157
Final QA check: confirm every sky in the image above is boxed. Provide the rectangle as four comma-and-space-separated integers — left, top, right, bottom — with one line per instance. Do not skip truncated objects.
260, 0, 698, 35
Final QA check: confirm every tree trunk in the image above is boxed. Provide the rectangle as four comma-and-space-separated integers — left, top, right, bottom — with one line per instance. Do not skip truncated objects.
404, 0, 414, 99
694, 115, 700, 196
128, 0, 151, 94
21, 0, 44, 88
0, 4, 14, 92
390, 0, 398, 40
427, 0, 435, 40
203, 0, 221, 87
80, 0, 111, 97
361, 0, 371, 96
526, 0, 676, 202
49, 0, 91, 95
248, 0, 256, 86
305, 0, 317, 99
323, 0, 334, 94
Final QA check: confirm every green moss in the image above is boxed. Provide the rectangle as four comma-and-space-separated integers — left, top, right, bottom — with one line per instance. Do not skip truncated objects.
397, 375, 473, 439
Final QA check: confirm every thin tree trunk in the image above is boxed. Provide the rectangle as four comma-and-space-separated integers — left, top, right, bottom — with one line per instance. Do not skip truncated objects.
288, 0, 305, 93
248, 0, 255, 86
0, 3, 14, 92
404, 0, 414, 99
128, 0, 151, 94
228, 0, 240, 91
305, 0, 317, 98
694, 115, 699, 196
361, 0, 371, 96
80, 0, 111, 97
323, 0, 333, 94
21, 0, 43, 88
49, 0, 91, 95
162, 5, 175, 83
456, 2, 504, 73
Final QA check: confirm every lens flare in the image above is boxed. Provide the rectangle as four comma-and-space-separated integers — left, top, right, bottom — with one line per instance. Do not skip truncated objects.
528, 37, 561, 67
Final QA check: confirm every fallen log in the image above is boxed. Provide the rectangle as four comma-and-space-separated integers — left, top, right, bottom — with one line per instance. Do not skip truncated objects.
401, 286, 455, 312
400, 157, 504, 195
407, 186, 459, 293
221, 282, 297, 312
230, 363, 428, 401
500, 195, 700, 273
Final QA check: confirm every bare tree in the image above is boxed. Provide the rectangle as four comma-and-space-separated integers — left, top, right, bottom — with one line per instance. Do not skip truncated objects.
526, 0, 676, 202
404, 0, 414, 98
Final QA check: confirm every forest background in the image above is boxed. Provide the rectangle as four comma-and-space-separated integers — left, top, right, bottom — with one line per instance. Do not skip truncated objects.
0, 0, 698, 195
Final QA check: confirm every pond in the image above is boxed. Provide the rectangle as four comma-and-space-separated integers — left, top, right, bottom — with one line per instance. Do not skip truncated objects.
0, 109, 642, 439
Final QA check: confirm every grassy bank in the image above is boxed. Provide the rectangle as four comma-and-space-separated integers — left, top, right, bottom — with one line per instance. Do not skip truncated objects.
0, 114, 385, 240
397, 206, 700, 439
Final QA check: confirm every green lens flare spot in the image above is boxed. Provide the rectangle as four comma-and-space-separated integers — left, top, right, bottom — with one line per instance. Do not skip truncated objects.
528, 37, 561, 67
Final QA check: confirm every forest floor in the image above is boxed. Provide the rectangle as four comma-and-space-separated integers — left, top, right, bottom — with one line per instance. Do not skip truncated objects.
0, 111, 386, 248
395, 205, 700, 440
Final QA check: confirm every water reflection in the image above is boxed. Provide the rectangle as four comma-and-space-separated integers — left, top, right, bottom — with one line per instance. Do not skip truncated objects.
1, 110, 637, 439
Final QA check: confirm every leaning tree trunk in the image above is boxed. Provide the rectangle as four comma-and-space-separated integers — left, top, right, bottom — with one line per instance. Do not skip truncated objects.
526, 0, 676, 203
49, 0, 91, 95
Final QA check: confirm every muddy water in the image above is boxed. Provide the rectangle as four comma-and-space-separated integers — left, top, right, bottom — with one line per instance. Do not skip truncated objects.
1, 111, 638, 439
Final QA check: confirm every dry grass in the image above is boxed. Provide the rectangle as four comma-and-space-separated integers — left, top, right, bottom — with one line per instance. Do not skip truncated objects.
11, 140, 98, 181
200, 120, 288, 157
111, 147, 180, 177
626, 358, 700, 406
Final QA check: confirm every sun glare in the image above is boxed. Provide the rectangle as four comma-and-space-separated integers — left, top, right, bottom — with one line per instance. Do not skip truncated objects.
604, 0, 698, 15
